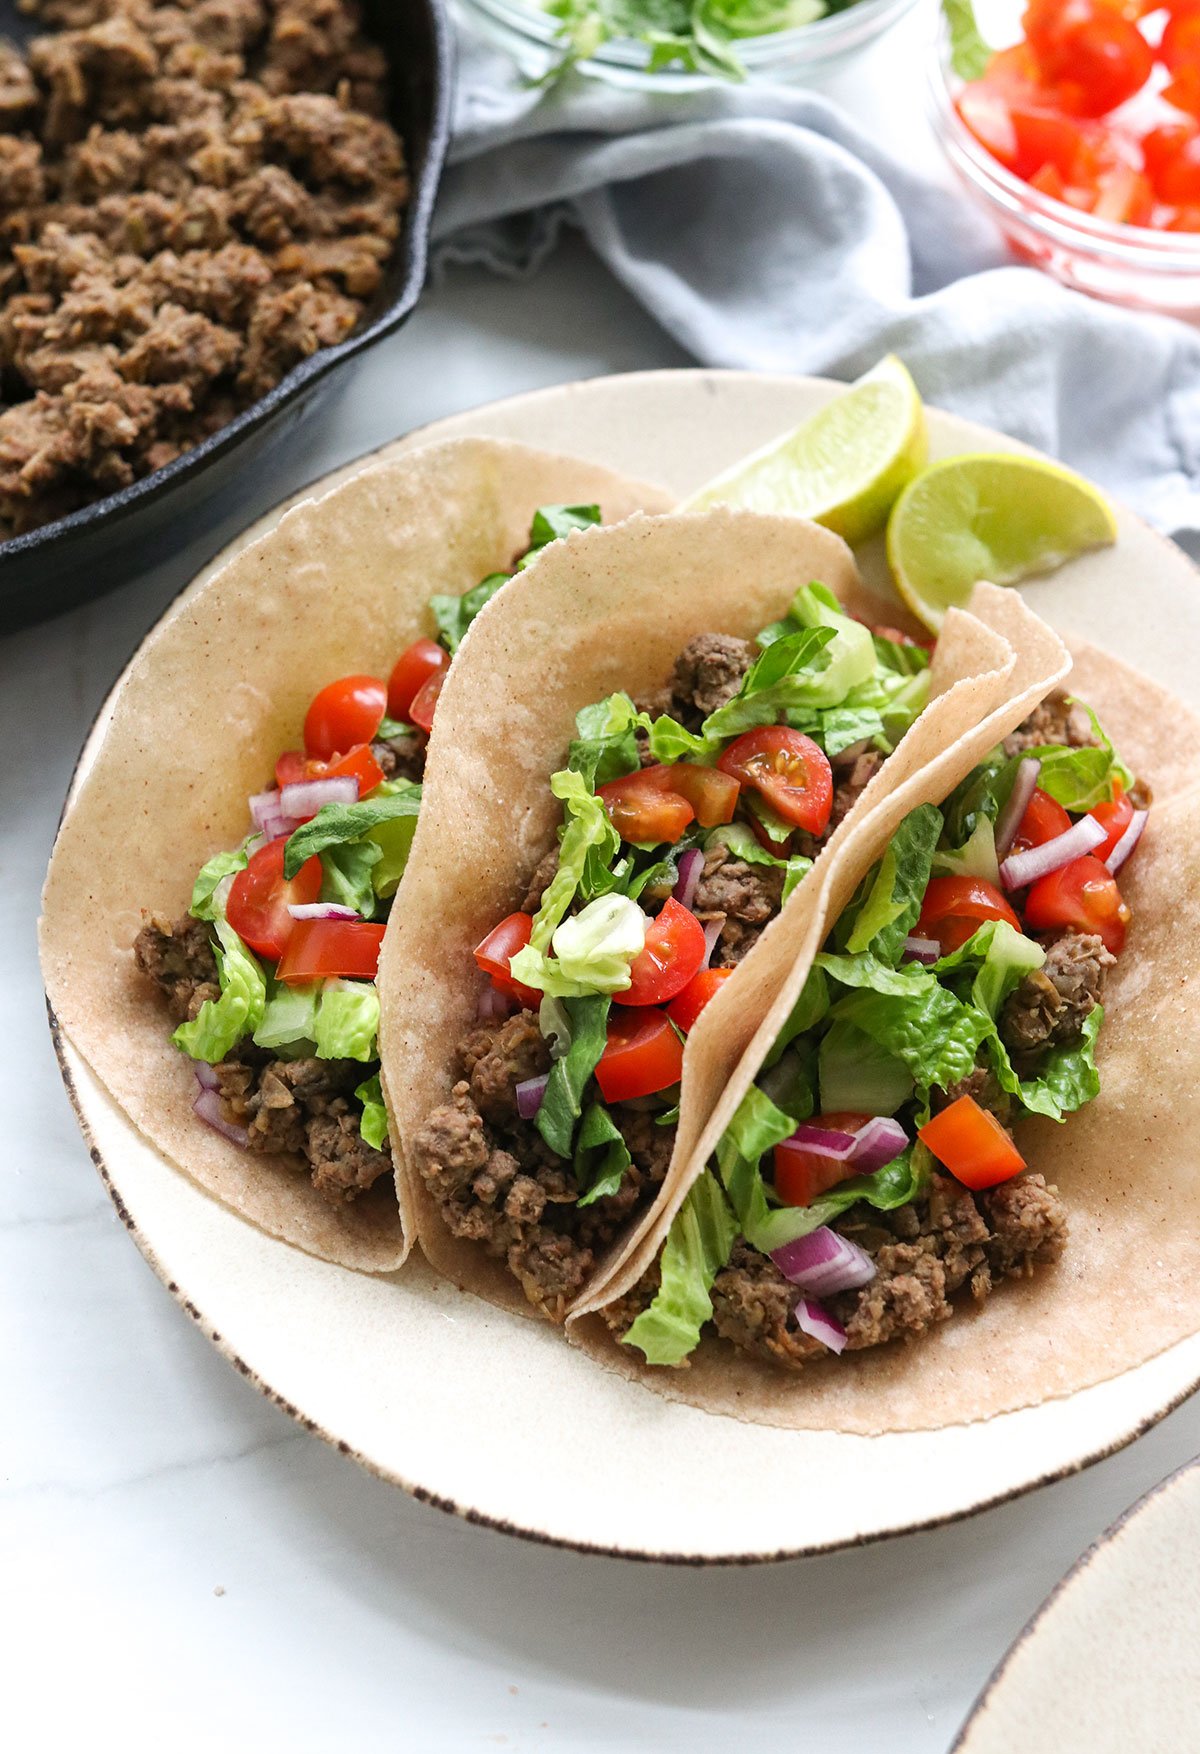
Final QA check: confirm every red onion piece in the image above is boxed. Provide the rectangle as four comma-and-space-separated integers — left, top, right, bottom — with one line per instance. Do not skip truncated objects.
193, 1087, 249, 1148
902, 934, 941, 965
672, 847, 704, 911
793, 1297, 847, 1354
249, 788, 282, 832
784, 1121, 860, 1161
700, 915, 726, 968
476, 985, 516, 1021
850, 1115, 909, 1174
194, 1062, 220, 1092
1106, 808, 1148, 874
287, 902, 360, 921
280, 775, 359, 821
258, 811, 303, 843
515, 1073, 549, 1120
999, 814, 1106, 891
994, 757, 1041, 861
771, 1225, 876, 1294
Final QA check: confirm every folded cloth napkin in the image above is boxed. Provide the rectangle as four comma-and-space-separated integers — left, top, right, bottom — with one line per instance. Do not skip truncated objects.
434, 22, 1200, 550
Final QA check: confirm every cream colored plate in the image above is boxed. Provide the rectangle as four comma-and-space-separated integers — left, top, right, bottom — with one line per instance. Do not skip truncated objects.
53, 371, 1200, 1561
955, 1458, 1200, 1751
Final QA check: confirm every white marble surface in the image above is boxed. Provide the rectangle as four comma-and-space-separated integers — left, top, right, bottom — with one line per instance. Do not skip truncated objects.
7, 14, 1200, 1750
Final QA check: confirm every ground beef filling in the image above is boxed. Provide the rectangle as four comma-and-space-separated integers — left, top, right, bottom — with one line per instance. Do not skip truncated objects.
0, 0, 408, 535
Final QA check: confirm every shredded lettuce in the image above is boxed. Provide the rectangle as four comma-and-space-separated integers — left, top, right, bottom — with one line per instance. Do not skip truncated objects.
843, 804, 942, 964
355, 1072, 389, 1150
188, 846, 250, 922
536, 993, 612, 1157
699, 623, 838, 742
283, 784, 421, 878
1015, 1004, 1103, 1120
621, 1170, 739, 1367
526, 769, 622, 951
932, 814, 1000, 886
818, 951, 993, 1094
513, 893, 645, 998
933, 919, 1045, 1022
568, 692, 643, 790
172, 918, 266, 1064
320, 840, 382, 916
819, 1019, 913, 1115
942, 0, 991, 78
313, 978, 379, 1062
764, 964, 830, 1066
520, 503, 602, 562
253, 980, 318, 1051
574, 1102, 632, 1206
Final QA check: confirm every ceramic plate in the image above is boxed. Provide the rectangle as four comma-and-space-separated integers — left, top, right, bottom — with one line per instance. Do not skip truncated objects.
51, 370, 1200, 1562
954, 1457, 1200, 1750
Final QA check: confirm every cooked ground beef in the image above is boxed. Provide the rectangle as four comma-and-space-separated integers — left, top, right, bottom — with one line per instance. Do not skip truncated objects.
934, 1060, 1012, 1124
670, 633, 756, 729
133, 910, 219, 1020
0, 0, 408, 535
1000, 930, 1114, 1062
692, 841, 785, 966
371, 731, 424, 785
521, 845, 561, 916
830, 746, 885, 829
1003, 691, 1099, 757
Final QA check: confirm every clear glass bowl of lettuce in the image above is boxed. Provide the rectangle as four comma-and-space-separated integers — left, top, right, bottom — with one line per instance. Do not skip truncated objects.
460, 0, 921, 87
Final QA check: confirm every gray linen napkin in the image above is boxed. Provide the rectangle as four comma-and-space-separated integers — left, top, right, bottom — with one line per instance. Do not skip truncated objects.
434, 24, 1200, 549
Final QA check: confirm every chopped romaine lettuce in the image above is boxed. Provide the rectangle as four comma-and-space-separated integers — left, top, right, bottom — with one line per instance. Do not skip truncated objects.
818, 951, 993, 1094
188, 845, 251, 922
520, 504, 602, 562
569, 692, 643, 790
355, 1072, 389, 1150
283, 783, 421, 878
536, 993, 612, 1157
943, 0, 991, 79
819, 1018, 913, 1115
621, 1170, 739, 1367
574, 1102, 632, 1207
700, 624, 838, 742
705, 823, 812, 903
429, 572, 508, 655
172, 918, 266, 1064
320, 840, 382, 916
512, 893, 645, 998
526, 769, 622, 950
843, 804, 942, 964
932, 919, 1045, 1021
313, 978, 379, 1062
253, 980, 318, 1051
932, 814, 1000, 886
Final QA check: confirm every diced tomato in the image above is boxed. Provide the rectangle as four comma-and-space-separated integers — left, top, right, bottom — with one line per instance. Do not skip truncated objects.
275, 749, 309, 789
1092, 162, 1155, 222
1165, 65, 1200, 121
473, 911, 541, 1010
303, 674, 387, 761
773, 1112, 874, 1208
662, 764, 741, 827
981, 39, 1047, 98
1087, 780, 1134, 864
957, 84, 1021, 171
1012, 785, 1073, 853
1144, 125, 1200, 202
918, 1095, 1026, 1191
388, 639, 448, 724
1024, 853, 1130, 954
916, 875, 1022, 955
595, 1008, 684, 1103
717, 727, 834, 835
598, 769, 695, 845
615, 898, 707, 1008
274, 742, 384, 804
1162, 5, 1200, 77
1029, 163, 1069, 200
1010, 105, 1103, 180
666, 966, 734, 1034
226, 836, 322, 962
276, 918, 386, 985
1027, 4, 1154, 116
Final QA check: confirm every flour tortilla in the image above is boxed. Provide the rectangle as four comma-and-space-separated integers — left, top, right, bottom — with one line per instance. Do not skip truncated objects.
40, 438, 672, 1271
570, 584, 1200, 1433
378, 512, 1023, 1315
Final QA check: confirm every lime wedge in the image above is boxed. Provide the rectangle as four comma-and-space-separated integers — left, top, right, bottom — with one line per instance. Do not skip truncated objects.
684, 355, 928, 547
887, 453, 1118, 633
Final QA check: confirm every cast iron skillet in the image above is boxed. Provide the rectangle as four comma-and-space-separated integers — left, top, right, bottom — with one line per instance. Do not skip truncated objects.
0, 0, 453, 630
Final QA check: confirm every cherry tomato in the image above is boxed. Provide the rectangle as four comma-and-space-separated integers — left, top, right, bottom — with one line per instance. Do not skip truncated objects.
598, 770, 696, 846
717, 728, 834, 835
1024, 853, 1130, 954
276, 749, 309, 789
303, 674, 387, 761
1165, 64, 1200, 121
409, 667, 446, 735
666, 966, 734, 1034
1162, 5, 1200, 77
388, 639, 448, 723
1028, 4, 1153, 116
276, 918, 386, 985
274, 743, 384, 806
614, 898, 707, 1008
595, 1008, 684, 1103
661, 764, 741, 827
918, 1096, 1027, 1191
1087, 780, 1134, 864
226, 836, 322, 962
773, 1112, 874, 1209
473, 912, 541, 1010
916, 876, 1022, 955
1144, 123, 1200, 202
1011, 786, 1072, 853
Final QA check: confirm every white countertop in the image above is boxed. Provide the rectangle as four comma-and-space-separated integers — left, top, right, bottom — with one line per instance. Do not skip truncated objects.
6, 12, 1200, 1749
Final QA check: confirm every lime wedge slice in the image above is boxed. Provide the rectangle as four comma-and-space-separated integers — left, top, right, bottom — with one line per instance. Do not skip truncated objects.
887, 453, 1118, 633
683, 355, 928, 547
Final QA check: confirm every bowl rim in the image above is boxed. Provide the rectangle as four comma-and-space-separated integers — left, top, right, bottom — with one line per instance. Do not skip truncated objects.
0, 0, 455, 568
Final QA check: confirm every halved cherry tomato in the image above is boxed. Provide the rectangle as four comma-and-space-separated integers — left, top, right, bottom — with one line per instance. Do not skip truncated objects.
1024, 853, 1130, 954
473, 912, 541, 1010
226, 836, 322, 962
773, 1112, 874, 1208
667, 966, 734, 1034
615, 898, 707, 1008
595, 1008, 684, 1103
1087, 780, 1134, 864
918, 1095, 1026, 1190
916, 876, 1022, 955
276, 918, 386, 985
598, 770, 695, 845
1028, 4, 1154, 116
1011, 785, 1072, 853
388, 639, 448, 724
275, 749, 309, 789
409, 666, 446, 735
717, 728, 833, 836
662, 764, 741, 827
304, 674, 387, 761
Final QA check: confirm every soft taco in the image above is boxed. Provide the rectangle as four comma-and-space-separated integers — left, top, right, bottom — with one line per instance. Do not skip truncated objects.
39, 438, 671, 1271
567, 583, 1200, 1432
379, 510, 1028, 1320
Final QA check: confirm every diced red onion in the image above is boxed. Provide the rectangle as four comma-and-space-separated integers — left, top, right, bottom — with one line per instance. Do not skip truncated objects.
771, 1225, 876, 1294
515, 1073, 549, 1120
902, 934, 941, 965
793, 1297, 847, 1354
1106, 808, 1148, 874
672, 847, 704, 911
994, 757, 1041, 861
700, 915, 726, 968
476, 985, 516, 1021
287, 901, 360, 921
194, 1062, 220, 1092
999, 813, 1106, 891
257, 809, 303, 843
249, 788, 282, 832
777, 1114, 908, 1180
785, 1120, 860, 1162
193, 1087, 249, 1148
280, 776, 359, 820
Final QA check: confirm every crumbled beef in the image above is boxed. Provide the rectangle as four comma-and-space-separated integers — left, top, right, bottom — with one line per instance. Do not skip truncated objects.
934, 1061, 1012, 1124
460, 1011, 551, 1127
371, 733, 425, 785
307, 1099, 392, 1203
710, 1242, 830, 1368
830, 747, 884, 828
670, 633, 756, 729
0, 0, 408, 536
521, 845, 562, 916
133, 911, 219, 1021
692, 841, 785, 966
1003, 690, 1099, 757
1001, 930, 1114, 1062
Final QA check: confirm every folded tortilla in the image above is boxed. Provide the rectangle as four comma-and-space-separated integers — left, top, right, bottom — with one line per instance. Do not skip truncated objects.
40, 438, 672, 1271
378, 511, 1024, 1314
569, 584, 1200, 1432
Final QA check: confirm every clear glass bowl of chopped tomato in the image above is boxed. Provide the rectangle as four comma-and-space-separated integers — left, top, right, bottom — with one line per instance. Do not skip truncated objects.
928, 0, 1200, 319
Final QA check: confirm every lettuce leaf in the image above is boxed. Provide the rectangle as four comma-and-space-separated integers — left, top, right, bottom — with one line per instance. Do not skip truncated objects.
574, 1102, 632, 1207
320, 840, 382, 916
621, 1170, 739, 1367
819, 1019, 913, 1115
700, 623, 839, 741
526, 769, 623, 950
519, 503, 602, 563
819, 951, 993, 1093
568, 692, 643, 790
355, 1072, 389, 1150
283, 783, 421, 878
987, 1000, 1103, 1122
536, 993, 611, 1157
172, 918, 266, 1064
313, 979, 379, 1061
512, 893, 645, 998
706, 823, 812, 902
942, 0, 991, 80
764, 964, 830, 1066
188, 846, 250, 922
429, 572, 508, 655
932, 919, 1045, 1021
843, 804, 942, 964
253, 980, 318, 1051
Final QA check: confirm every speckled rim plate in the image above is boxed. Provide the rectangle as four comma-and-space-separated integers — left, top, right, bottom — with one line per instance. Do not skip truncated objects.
47, 371, 1200, 1564
953, 1454, 1200, 1750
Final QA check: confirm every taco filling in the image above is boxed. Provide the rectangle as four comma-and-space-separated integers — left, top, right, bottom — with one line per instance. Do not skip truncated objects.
604, 688, 1149, 1369
410, 583, 938, 1317
134, 504, 604, 1205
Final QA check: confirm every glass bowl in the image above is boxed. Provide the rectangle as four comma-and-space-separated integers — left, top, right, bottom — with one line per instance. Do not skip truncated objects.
460, 0, 921, 89
926, 2, 1200, 319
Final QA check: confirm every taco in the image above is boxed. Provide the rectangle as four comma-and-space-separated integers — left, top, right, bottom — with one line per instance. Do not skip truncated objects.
40, 438, 671, 1271
568, 584, 1200, 1432
380, 511, 1028, 1320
